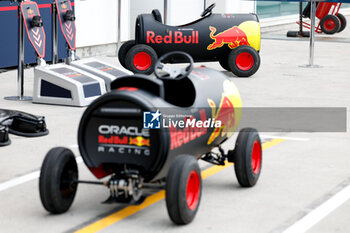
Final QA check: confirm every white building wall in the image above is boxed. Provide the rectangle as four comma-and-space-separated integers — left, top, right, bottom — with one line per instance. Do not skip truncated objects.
129, 0, 164, 39
167, 0, 204, 25
74, 0, 255, 48
226, 0, 255, 14
206, 0, 227, 14
75, 0, 130, 47
207, 0, 255, 14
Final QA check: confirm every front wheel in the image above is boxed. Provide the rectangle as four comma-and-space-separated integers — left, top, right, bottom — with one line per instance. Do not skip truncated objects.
227, 46, 260, 77
39, 147, 78, 214
233, 128, 262, 187
166, 155, 202, 225
125, 44, 157, 75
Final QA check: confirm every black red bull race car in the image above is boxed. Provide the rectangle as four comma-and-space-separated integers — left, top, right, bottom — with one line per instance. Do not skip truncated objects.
39, 52, 263, 225
119, 3, 261, 77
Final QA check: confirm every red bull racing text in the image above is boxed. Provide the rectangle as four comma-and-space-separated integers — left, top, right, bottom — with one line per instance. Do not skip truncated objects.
97, 125, 150, 156
170, 110, 208, 150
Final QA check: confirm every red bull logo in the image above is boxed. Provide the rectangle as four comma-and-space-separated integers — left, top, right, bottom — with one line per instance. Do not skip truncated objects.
98, 135, 150, 147
129, 136, 150, 147
147, 31, 199, 44
207, 80, 242, 145
62, 3, 67, 9
207, 26, 249, 50
27, 9, 35, 17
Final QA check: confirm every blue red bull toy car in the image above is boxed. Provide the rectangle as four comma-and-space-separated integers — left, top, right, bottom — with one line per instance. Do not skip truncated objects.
119, 3, 261, 77
39, 52, 263, 225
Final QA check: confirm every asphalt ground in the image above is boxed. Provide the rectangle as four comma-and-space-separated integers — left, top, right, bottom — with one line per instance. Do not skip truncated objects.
0, 16, 350, 233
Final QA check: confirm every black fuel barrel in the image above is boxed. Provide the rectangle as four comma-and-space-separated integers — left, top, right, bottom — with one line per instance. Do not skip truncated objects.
78, 67, 242, 182
136, 13, 260, 62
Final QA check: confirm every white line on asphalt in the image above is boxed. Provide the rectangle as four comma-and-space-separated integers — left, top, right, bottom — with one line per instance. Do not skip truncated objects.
260, 135, 310, 141
282, 184, 350, 233
0, 145, 82, 193
0, 170, 40, 192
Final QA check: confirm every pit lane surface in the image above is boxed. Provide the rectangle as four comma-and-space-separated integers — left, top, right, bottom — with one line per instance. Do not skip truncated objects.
1, 20, 350, 233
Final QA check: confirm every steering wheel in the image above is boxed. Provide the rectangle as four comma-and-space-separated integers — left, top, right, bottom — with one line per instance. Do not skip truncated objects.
154, 51, 193, 80
200, 3, 216, 17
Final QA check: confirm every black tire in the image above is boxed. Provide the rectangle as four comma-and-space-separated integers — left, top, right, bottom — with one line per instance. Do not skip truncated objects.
125, 44, 157, 75
233, 128, 262, 187
166, 155, 202, 225
39, 147, 78, 214
320, 15, 340, 34
227, 45, 260, 77
219, 56, 230, 71
0, 125, 10, 147
336, 13, 347, 33
118, 40, 135, 69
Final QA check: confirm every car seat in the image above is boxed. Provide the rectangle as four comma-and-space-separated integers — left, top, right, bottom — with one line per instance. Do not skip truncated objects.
152, 9, 162, 23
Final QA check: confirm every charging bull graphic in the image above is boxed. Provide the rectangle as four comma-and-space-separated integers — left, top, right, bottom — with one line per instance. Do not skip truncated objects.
207, 26, 250, 50
207, 80, 242, 145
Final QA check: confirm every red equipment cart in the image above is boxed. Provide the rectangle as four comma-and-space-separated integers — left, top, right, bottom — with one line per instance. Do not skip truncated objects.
299, 2, 346, 34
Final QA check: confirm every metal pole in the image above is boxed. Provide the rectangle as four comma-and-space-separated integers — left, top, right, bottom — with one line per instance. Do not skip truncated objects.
300, 0, 320, 68
204, 0, 206, 10
279, 2, 282, 15
52, 2, 58, 64
117, 0, 121, 54
18, 6, 24, 99
299, 2, 303, 36
309, 0, 316, 66
254, 0, 257, 14
5, 2, 31, 101
163, 0, 167, 24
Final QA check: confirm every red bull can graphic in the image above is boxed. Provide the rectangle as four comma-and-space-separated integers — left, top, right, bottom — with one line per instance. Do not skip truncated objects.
27, 9, 35, 17
207, 26, 250, 50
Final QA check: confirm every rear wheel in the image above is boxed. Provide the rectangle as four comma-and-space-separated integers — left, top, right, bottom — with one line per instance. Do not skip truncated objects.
39, 147, 78, 214
320, 15, 340, 34
233, 128, 262, 187
336, 13, 347, 33
166, 155, 202, 225
227, 46, 260, 77
125, 44, 157, 74
118, 40, 135, 68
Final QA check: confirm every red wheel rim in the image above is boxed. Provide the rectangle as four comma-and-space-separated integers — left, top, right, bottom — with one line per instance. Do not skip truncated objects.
251, 140, 262, 174
236, 52, 254, 71
186, 171, 200, 210
133, 52, 151, 71
323, 19, 336, 31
